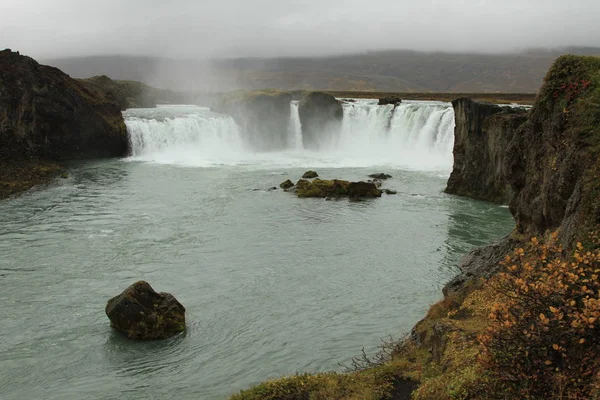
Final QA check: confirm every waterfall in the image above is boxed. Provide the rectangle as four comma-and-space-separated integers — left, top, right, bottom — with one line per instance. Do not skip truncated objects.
124, 101, 455, 171
288, 101, 303, 150
125, 106, 246, 166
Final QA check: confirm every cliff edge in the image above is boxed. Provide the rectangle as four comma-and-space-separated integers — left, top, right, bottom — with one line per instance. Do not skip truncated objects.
0, 50, 128, 198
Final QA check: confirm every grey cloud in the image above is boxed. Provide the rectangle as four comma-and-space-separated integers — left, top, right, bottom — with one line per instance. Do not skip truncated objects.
1, 0, 599, 59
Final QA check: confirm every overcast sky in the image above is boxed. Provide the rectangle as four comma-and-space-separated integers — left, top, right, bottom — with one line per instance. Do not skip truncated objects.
1, 0, 599, 59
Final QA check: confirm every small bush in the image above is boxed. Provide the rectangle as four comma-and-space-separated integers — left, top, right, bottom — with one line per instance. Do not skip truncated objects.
479, 232, 600, 399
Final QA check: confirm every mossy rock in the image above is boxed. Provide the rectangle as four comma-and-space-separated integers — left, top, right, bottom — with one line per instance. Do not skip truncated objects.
302, 170, 319, 179
279, 179, 294, 189
296, 178, 350, 198
105, 281, 186, 340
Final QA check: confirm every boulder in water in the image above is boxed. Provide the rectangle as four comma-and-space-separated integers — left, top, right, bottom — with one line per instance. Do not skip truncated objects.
298, 92, 343, 150
369, 173, 392, 180
280, 179, 294, 189
378, 96, 402, 106
302, 170, 319, 179
348, 181, 382, 199
105, 281, 186, 340
296, 178, 351, 198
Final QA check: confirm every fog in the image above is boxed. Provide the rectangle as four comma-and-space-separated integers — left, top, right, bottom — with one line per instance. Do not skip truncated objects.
1, 0, 599, 59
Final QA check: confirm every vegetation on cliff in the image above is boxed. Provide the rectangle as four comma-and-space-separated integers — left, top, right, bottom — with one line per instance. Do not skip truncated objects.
230, 55, 600, 400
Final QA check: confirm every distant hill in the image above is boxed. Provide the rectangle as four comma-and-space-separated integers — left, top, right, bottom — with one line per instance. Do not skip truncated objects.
43, 47, 600, 93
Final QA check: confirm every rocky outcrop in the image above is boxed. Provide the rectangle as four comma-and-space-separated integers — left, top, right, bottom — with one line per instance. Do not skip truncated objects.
302, 170, 319, 179
378, 96, 402, 106
445, 55, 600, 292
445, 98, 528, 204
82, 75, 157, 110
369, 173, 392, 180
0, 50, 128, 162
505, 56, 600, 244
280, 179, 294, 189
281, 176, 382, 199
105, 281, 186, 340
212, 90, 292, 150
298, 92, 343, 149
296, 178, 351, 198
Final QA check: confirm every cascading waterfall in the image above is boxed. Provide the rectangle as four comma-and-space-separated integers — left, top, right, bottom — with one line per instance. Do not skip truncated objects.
124, 101, 455, 171
125, 106, 246, 166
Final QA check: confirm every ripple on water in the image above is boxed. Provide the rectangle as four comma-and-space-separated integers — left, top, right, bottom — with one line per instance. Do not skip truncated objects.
0, 160, 515, 400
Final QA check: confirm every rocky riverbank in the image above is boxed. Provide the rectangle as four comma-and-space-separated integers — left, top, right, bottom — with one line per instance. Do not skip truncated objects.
230, 55, 600, 400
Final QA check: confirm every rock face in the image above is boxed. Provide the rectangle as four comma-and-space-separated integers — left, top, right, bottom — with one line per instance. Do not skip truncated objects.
445, 55, 600, 293
212, 90, 292, 151
105, 281, 186, 340
298, 92, 343, 149
378, 96, 402, 106
505, 56, 600, 244
445, 98, 528, 204
0, 50, 128, 162
82, 75, 157, 110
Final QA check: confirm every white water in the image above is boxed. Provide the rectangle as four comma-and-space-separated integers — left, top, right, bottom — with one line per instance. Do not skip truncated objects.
125, 100, 455, 171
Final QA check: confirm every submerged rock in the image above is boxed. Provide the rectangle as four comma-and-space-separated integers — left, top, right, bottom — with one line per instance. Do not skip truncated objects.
105, 281, 186, 340
298, 92, 343, 149
302, 170, 319, 179
384, 189, 397, 195
378, 96, 402, 106
369, 173, 392, 180
347, 182, 382, 199
280, 179, 294, 189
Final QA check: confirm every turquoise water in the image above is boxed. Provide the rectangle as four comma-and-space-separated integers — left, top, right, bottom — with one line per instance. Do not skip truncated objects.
0, 105, 514, 399
0, 161, 513, 399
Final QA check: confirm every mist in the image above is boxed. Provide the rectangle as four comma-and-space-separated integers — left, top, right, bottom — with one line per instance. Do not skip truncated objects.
2, 0, 600, 59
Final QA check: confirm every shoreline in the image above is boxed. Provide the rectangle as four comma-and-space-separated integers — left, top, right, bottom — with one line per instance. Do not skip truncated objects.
0, 160, 66, 200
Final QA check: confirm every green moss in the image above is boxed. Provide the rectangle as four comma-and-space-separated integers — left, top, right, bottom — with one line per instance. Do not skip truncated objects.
229, 366, 404, 400
296, 178, 350, 198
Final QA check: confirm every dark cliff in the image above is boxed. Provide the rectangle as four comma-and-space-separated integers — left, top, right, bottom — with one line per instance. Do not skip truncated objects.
0, 50, 129, 198
298, 91, 343, 150
445, 98, 528, 204
211, 90, 292, 151
0, 50, 128, 162
445, 55, 600, 294
506, 55, 600, 244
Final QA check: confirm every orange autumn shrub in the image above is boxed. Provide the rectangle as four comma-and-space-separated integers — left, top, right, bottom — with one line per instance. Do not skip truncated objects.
479, 233, 600, 399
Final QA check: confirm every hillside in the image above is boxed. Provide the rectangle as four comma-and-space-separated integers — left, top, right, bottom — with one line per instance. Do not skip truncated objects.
44, 47, 600, 93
